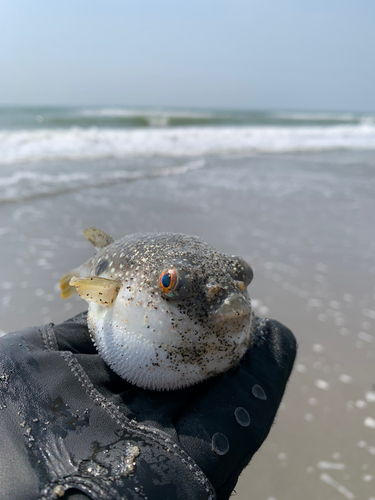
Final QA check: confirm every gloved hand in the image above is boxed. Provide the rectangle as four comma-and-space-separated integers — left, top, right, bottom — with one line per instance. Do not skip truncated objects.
0, 313, 296, 500
55, 313, 296, 500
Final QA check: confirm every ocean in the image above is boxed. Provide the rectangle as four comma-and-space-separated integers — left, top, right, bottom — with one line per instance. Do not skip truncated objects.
1, 105, 375, 500
1, 105, 375, 204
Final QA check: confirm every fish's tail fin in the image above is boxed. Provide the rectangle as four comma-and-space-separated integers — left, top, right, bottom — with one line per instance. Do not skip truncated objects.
60, 267, 80, 299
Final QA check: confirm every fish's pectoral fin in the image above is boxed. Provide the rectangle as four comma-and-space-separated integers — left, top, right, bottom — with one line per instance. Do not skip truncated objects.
83, 227, 115, 250
60, 267, 81, 299
69, 276, 121, 305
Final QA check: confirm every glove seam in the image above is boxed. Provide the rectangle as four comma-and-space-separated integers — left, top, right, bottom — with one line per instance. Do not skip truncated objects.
40, 323, 59, 352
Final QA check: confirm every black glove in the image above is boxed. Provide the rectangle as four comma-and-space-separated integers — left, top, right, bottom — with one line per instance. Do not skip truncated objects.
0, 313, 296, 500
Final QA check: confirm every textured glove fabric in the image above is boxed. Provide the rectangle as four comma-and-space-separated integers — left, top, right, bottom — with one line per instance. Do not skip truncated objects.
0, 313, 296, 500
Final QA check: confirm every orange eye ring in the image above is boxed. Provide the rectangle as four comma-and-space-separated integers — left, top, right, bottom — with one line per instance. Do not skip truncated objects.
159, 269, 178, 295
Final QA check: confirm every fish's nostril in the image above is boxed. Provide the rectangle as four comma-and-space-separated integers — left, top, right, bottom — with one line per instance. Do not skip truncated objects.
205, 282, 223, 299
236, 281, 246, 292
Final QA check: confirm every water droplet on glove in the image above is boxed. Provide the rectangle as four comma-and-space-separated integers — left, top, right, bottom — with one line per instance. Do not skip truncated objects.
212, 432, 229, 455
234, 407, 250, 426
252, 384, 267, 400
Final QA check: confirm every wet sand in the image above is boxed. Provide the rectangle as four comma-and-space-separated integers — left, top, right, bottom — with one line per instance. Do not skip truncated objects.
1, 151, 375, 499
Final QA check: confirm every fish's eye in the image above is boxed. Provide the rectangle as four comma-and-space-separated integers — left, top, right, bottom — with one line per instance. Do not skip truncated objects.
159, 269, 178, 296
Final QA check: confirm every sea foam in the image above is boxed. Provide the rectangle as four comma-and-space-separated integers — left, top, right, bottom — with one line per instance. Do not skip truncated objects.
1, 123, 375, 165
0, 159, 206, 204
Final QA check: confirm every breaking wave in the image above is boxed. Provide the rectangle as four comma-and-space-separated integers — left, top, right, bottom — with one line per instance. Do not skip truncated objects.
1, 124, 375, 166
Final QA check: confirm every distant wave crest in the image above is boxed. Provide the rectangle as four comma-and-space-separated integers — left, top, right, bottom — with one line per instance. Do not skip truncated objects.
1, 124, 375, 166
273, 112, 355, 121
79, 108, 213, 118
273, 112, 375, 125
78, 108, 214, 127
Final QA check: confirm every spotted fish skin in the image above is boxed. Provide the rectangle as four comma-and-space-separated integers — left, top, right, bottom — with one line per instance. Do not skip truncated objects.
64, 231, 254, 391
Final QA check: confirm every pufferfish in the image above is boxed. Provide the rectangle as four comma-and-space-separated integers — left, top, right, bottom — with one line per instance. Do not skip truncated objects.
60, 228, 254, 391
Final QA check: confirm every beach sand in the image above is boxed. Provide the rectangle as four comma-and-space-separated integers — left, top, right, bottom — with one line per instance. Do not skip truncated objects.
1, 151, 374, 499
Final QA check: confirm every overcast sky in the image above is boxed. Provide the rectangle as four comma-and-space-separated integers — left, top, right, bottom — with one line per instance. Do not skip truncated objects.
1, 0, 374, 111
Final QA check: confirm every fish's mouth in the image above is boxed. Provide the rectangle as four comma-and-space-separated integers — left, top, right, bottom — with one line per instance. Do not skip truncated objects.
213, 293, 252, 323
